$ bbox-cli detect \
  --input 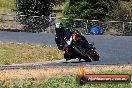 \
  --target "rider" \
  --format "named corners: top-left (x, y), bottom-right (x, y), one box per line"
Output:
top-left (55, 22), bottom-right (91, 60)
